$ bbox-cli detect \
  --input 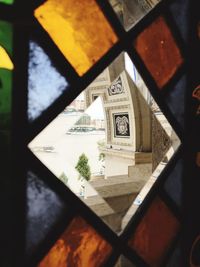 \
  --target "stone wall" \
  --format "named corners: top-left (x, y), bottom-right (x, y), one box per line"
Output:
top-left (152, 113), bottom-right (171, 171)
